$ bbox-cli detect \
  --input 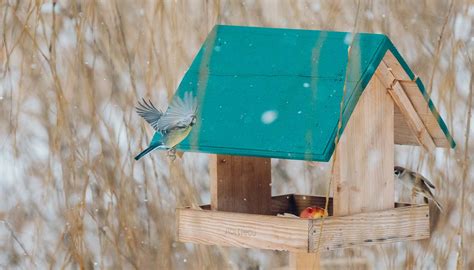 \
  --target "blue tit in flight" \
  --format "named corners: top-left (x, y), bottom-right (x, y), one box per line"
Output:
top-left (135, 91), bottom-right (197, 160)
top-left (394, 166), bottom-right (443, 212)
